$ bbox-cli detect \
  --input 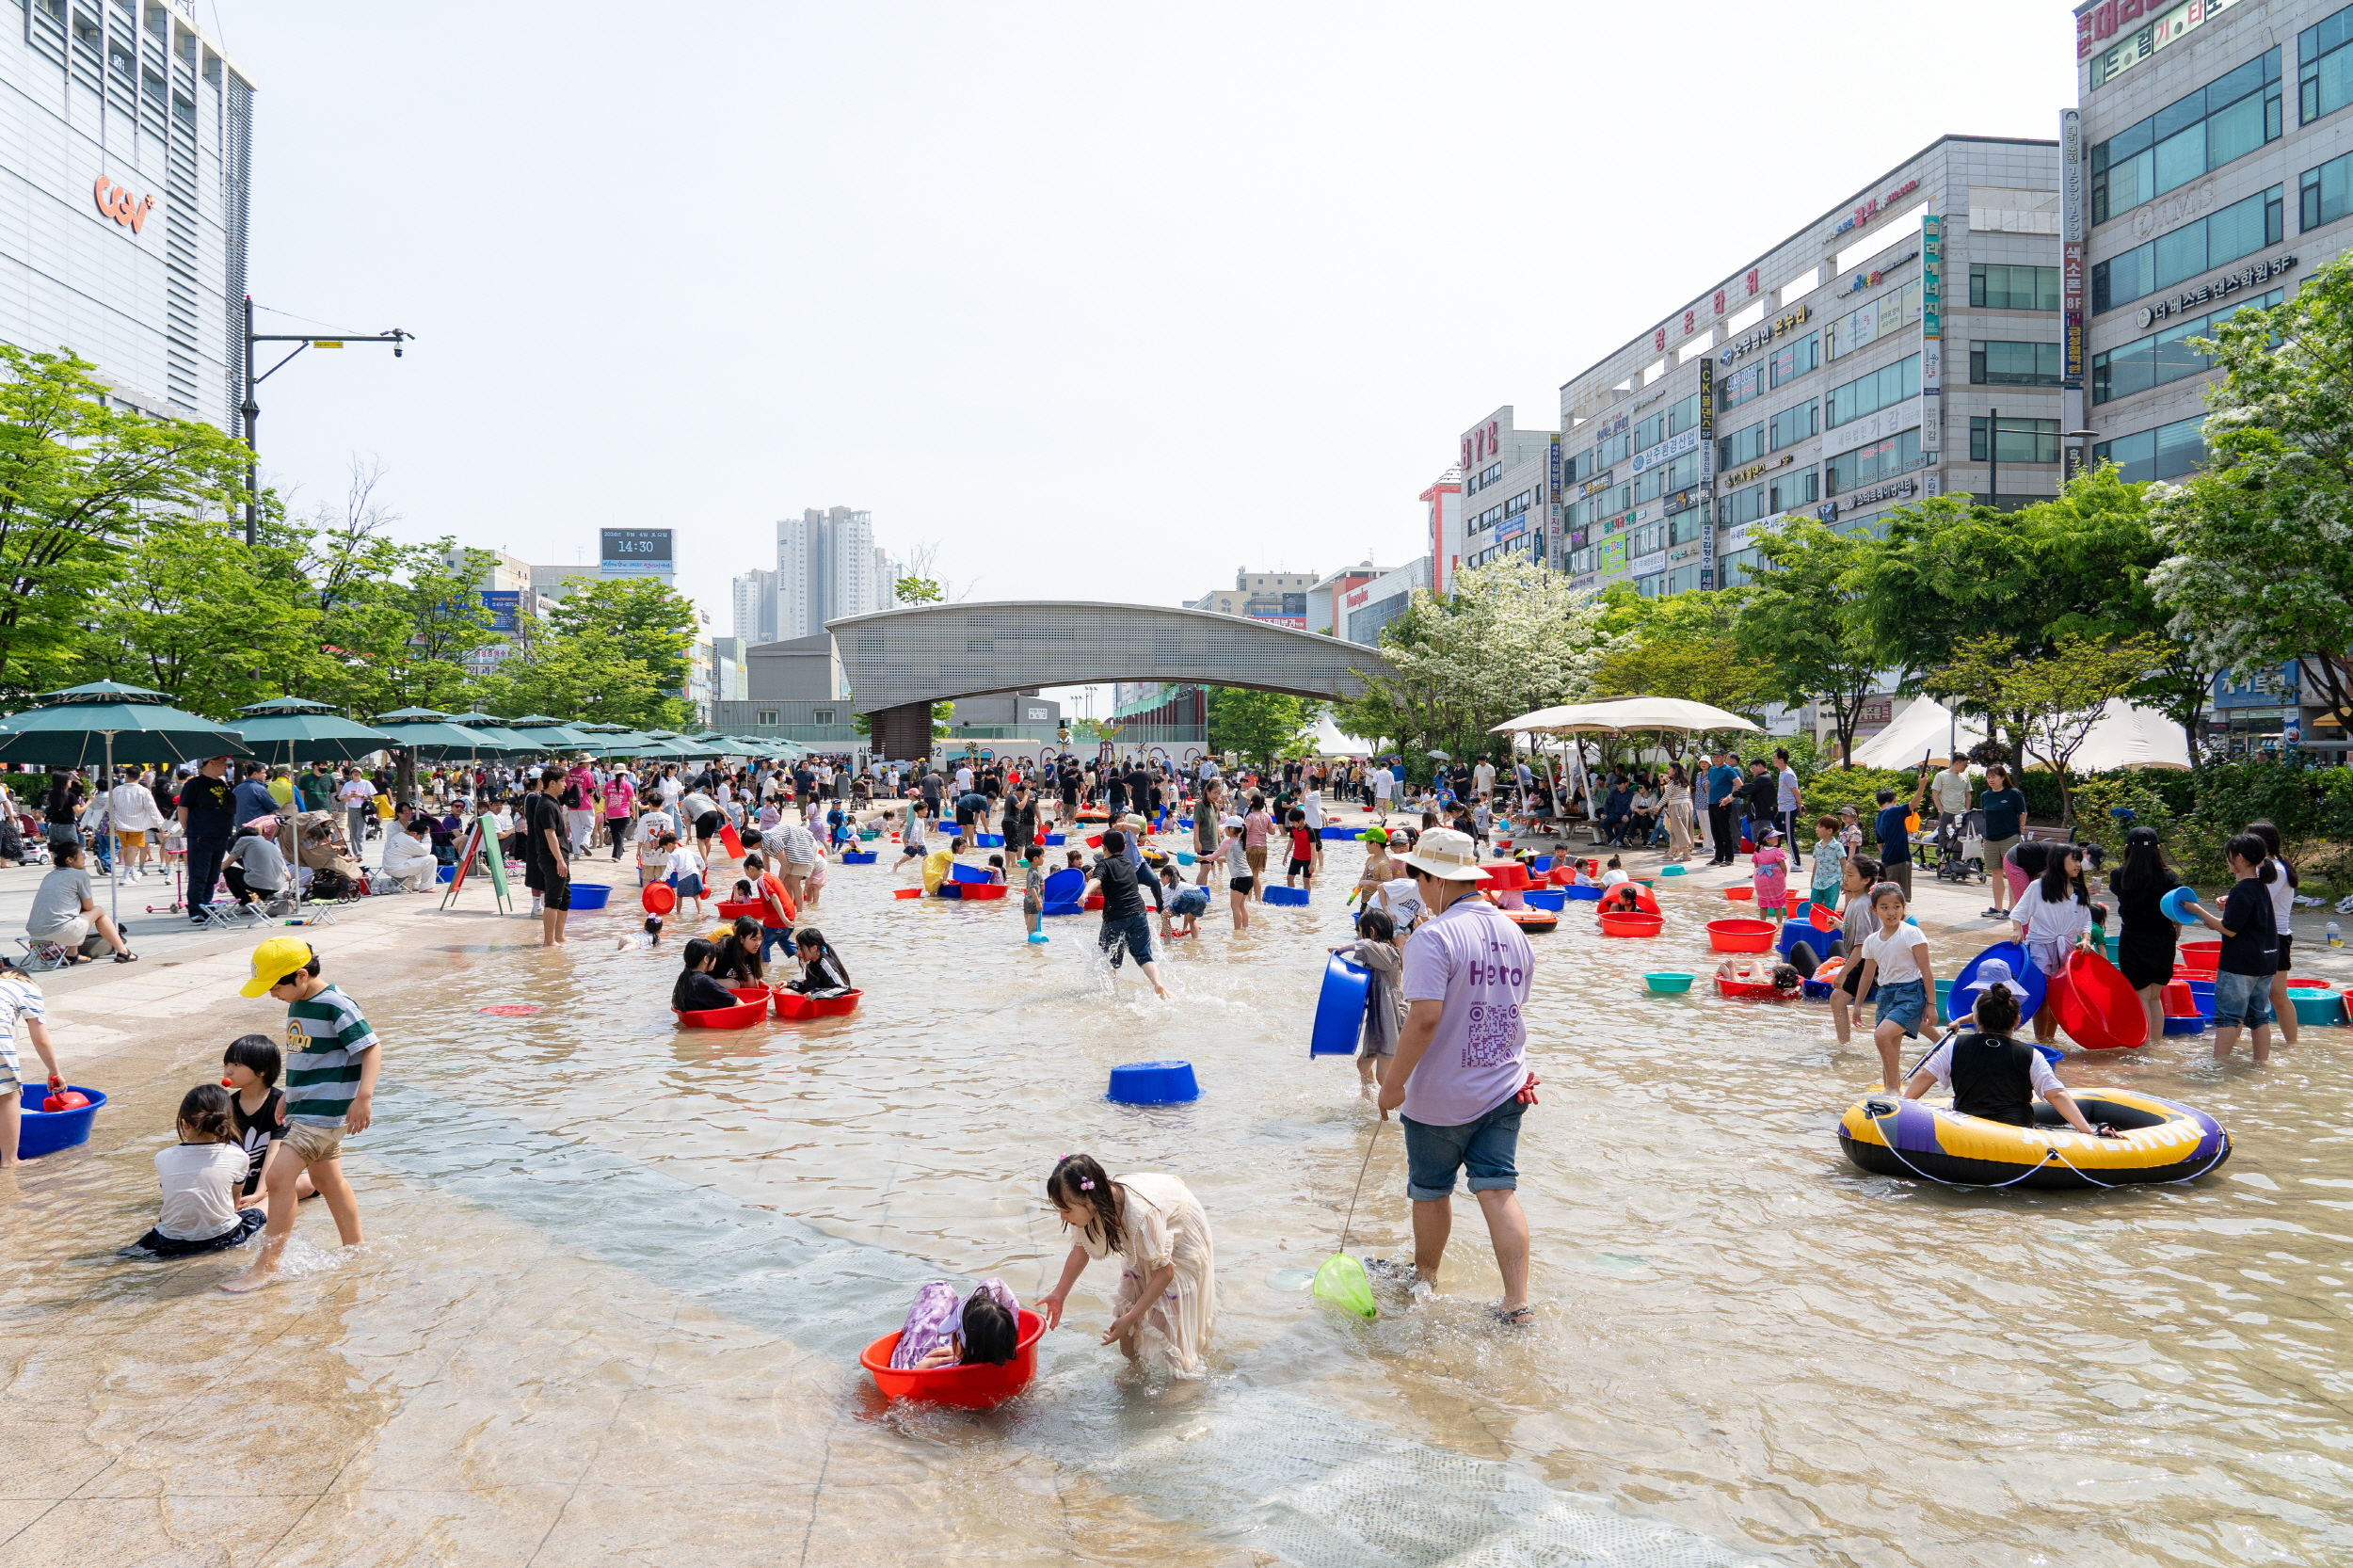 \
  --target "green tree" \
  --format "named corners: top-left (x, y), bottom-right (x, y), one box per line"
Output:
top-left (1593, 587), bottom-right (1769, 760)
top-left (74, 517), bottom-right (318, 716)
top-left (0, 347), bottom-right (251, 698)
top-left (1736, 521), bottom-right (1885, 767)
top-left (2149, 253), bottom-right (2353, 731)
top-left (1208, 687), bottom-right (1319, 763)
top-left (473, 577), bottom-right (696, 728)
top-left (1927, 632), bottom-right (2164, 824)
